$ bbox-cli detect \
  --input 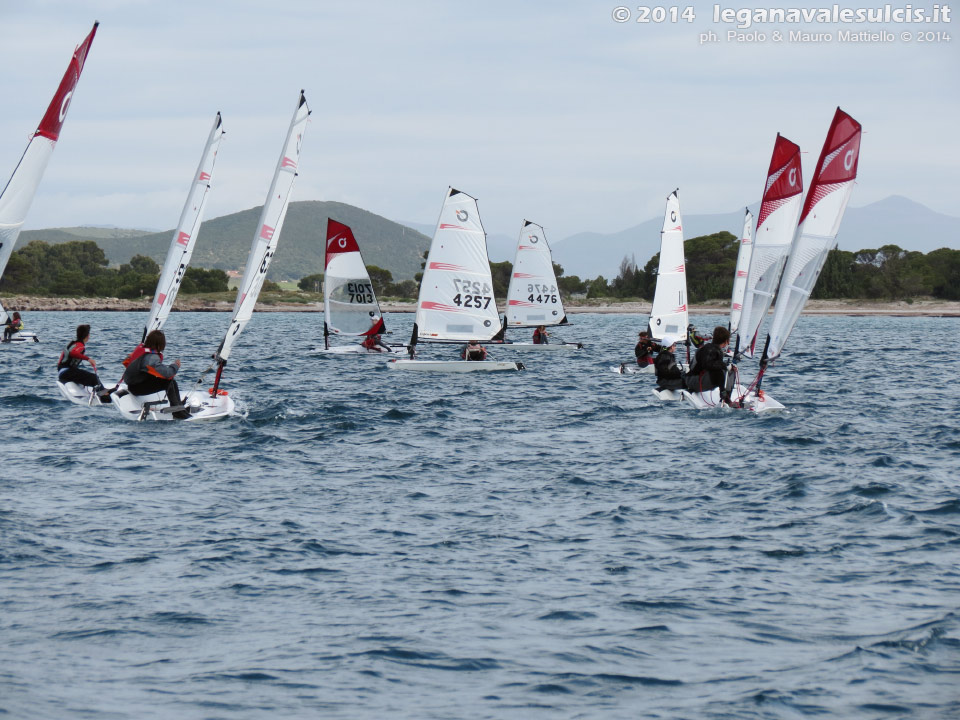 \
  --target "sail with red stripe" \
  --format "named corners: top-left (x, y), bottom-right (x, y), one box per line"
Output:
top-left (648, 190), bottom-right (687, 341)
top-left (505, 220), bottom-right (566, 327)
top-left (766, 108), bottom-right (861, 359)
top-left (143, 113), bottom-right (224, 340)
top-left (736, 134), bottom-right (803, 356)
top-left (0, 22), bottom-right (98, 323)
top-left (324, 219), bottom-right (385, 338)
